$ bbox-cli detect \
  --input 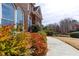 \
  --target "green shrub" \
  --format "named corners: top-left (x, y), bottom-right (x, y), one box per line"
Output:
top-left (44, 29), bottom-right (53, 36)
top-left (46, 31), bottom-right (53, 36)
top-left (38, 31), bottom-right (47, 36)
top-left (42, 27), bottom-right (54, 36)
top-left (31, 24), bottom-right (41, 32)
top-left (70, 32), bottom-right (79, 38)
